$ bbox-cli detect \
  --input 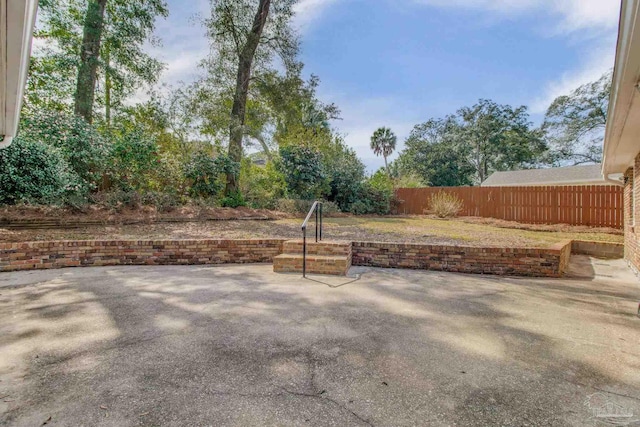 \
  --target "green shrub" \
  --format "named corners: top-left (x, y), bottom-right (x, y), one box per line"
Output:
top-left (348, 170), bottom-right (393, 215)
top-left (19, 110), bottom-right (109, 193)
top-left (394, 173), bottom-right (425, 188)
top-left (108, 128), bottom-right (159, 192)
top-left (0, 137), bottom-right (78, 205)
top-left (90, 190), bottom-right (141, 210)
top-left (427, 191), bottom-right (463, 218)
top-left (239, 160), bottom-right (286, 209)
top-left (322, 142), bottom-right (366, 211)
top-left (140, 191), bottom-right (181, 213)
top-left (220, 190), bottom-right (246, 208)
top-left (349, 184), bottom-right (391, 215)
top-left (278, 145), bottom-right (327, 199)
top-left (149, 153), bottom-right (187, 197)
top-left (184, 152), bottom-right (239, 199)
top-left (275, 199), bottom-right (341, 215)
top-left (368, 169), bottom-right (394, 193)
